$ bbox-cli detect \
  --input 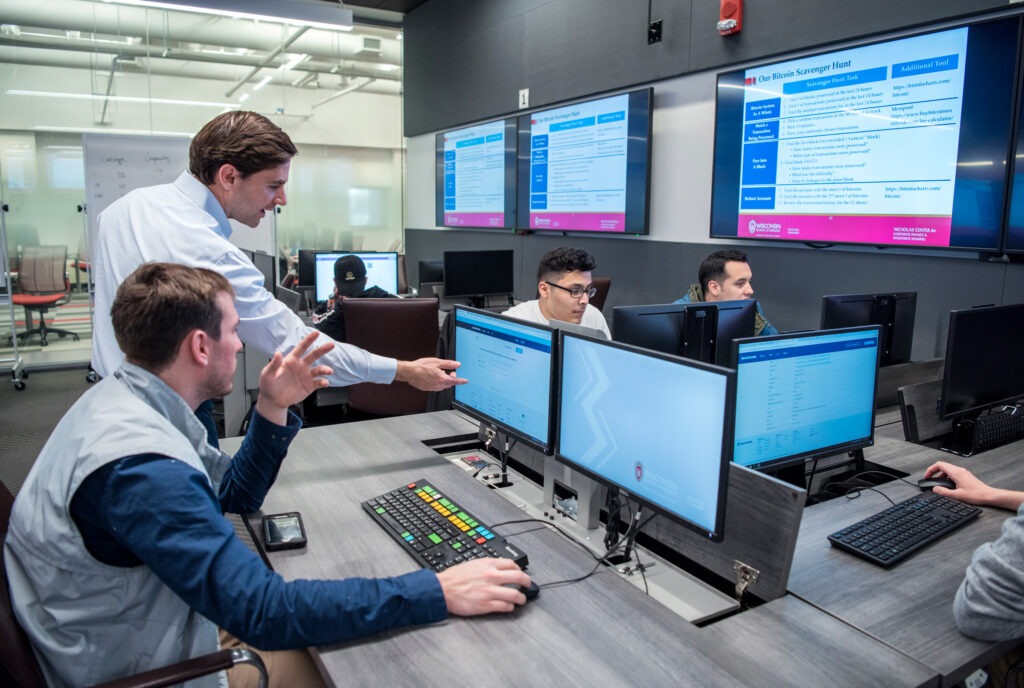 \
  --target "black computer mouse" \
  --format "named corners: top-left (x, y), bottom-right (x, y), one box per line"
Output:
top-left (918, 477), bottom-right (956, 491)
top-left (506, 581), bottom-right (540, 601)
